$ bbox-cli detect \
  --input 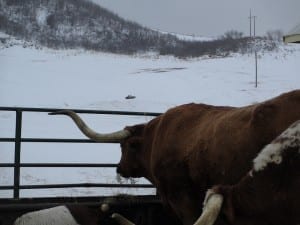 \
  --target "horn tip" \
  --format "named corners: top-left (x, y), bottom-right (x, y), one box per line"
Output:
top-left (111, 213), bottom-right (136, 225)
top-left (100, 203), bottom-right (110, 212)
top-left (111, 213), bottom-right (119, 219)
top-left (48, 110), bottom-right (70, 115)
